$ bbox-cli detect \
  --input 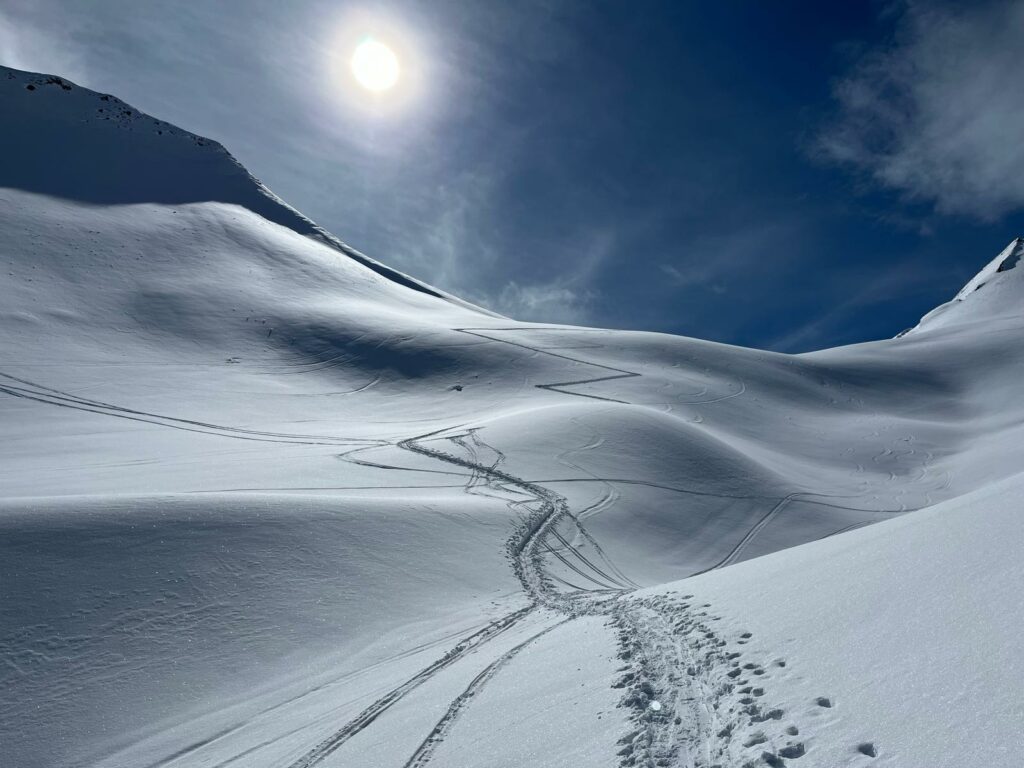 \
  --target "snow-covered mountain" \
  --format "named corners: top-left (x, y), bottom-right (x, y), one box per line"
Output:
top-left (902, 236), bottom-right (1024, 335)
top-left (2, 65), bottom-right (1021, 768)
